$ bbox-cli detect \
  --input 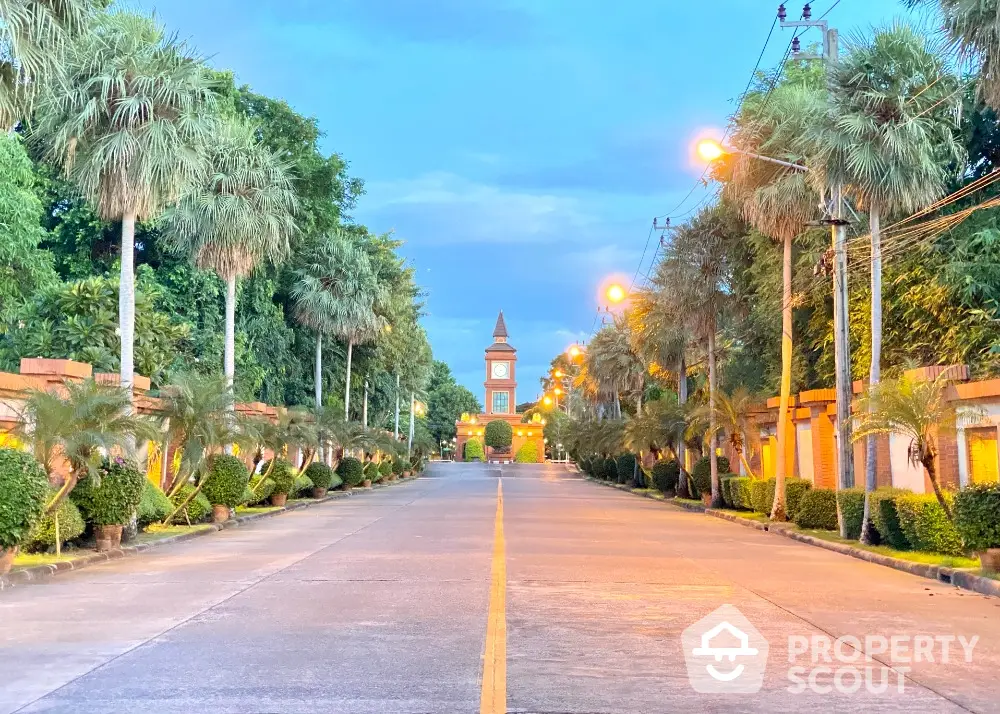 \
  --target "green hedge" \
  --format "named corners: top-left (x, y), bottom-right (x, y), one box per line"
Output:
top-left (337, 456), bottom-right (365, 487)
top-left (248, 474), bottom-right (275, 504)
top-left (24, 489), bottom-right (85, 552)
top-left (603, 457), bottom-right (618, 482)
top-left (261, 459), bottom-right (296, 496)
top-left (137, 480), bottom-right (172, 526)
top-left (617, 454), bottom-right (636, 485)
top-left (896, 494), bottom-right (964, 556)
top-left (465, 439), bottom-right (484, 462)
top-left (379, 460), bottom-right (393, 478)
top-left (869, 488), bottom-right (911, 550)
top-left (651, 460), bottom-right (679, 493)
top-left (747, 477), bottom-right (810, 517)
top-left (72, 459), bottom-right (146, 527)
top-left (721, 476), bottom-right (741, 508)
top-left (484, 420), bottom-right (513, 448)
top-left (785, 478), bottom-right (812, 518)
top-left (794, 489), bottom-right (838, 530)
top-left (749, 478), bottom-right (774, 514)
top-left (690, 456), bottom-right (731, 498)
top-left (515, 441), bottom-right (538, 463)
top-left (836, 488), bottom-right (867, 540)
top-left (201, 455), bottom-right (251, 509)
top-left (0, 448), bottom-right (49, 550)
top-left (305, 462), bottom-right (338, 490)
top-left (293, 473), bottom-right (314, 496)
top-left (955, 484), bottom-right (1000, 552)
top-left (170, 485), bottom-right (212, 523)
top-left (725, 477), bottom-right (752, 510)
